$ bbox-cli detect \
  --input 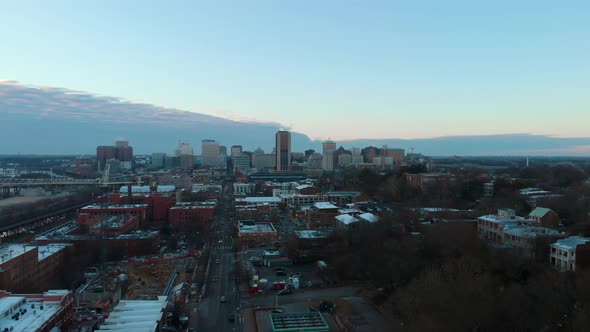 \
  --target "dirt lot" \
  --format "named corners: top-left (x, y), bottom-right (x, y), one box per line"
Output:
top-left (123, 257), bottom-right (191, 300)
